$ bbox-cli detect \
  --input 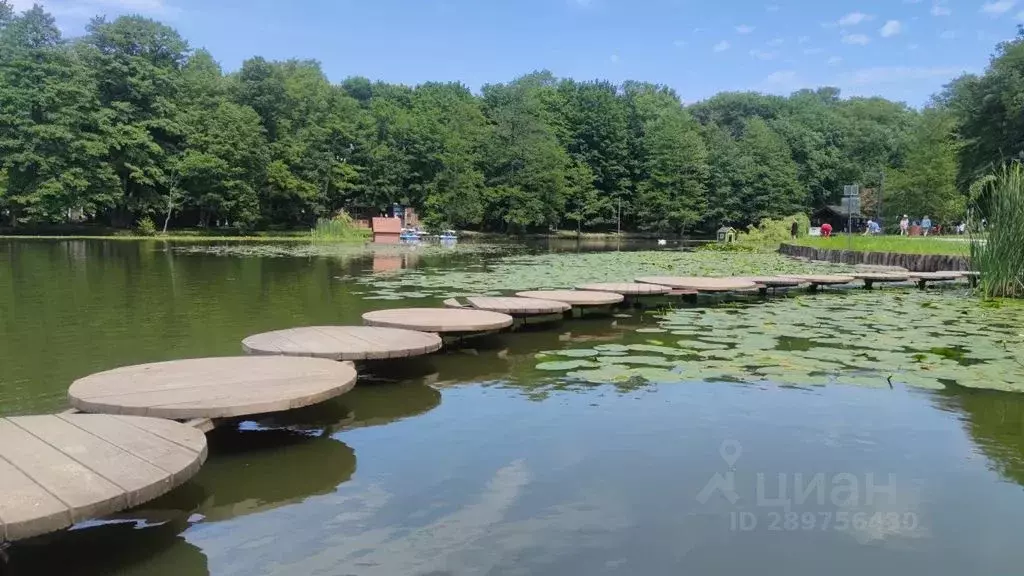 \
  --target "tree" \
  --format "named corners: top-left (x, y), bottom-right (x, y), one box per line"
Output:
top-left (884, 107), bottom-right (964, 224)
top-left (628, 85), bottom-right (708, 233)
top-left (735, 117), bottom-right (804, 225)
top-left (82, 16), bottom-right (190, 226)
top-left (0, 6), bottom-right (117, 225)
